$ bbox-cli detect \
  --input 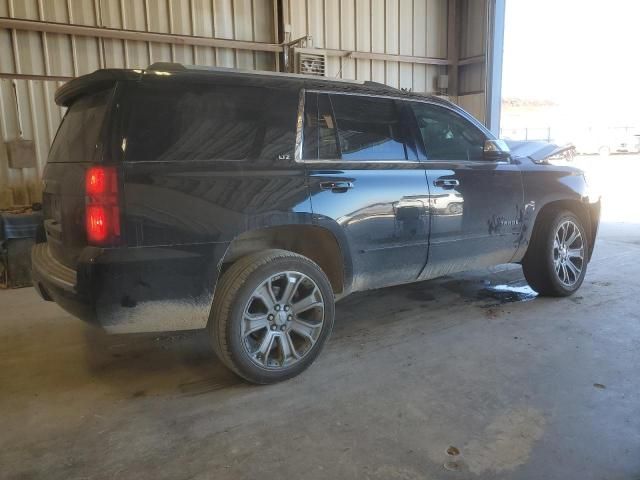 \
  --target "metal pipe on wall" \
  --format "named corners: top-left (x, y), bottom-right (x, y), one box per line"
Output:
top-left (0, 17), bottom-right (283, 53)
